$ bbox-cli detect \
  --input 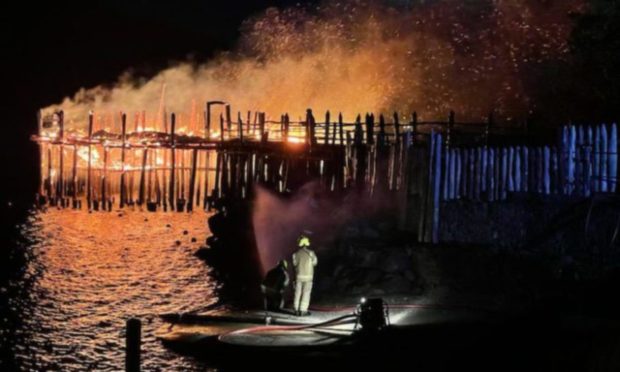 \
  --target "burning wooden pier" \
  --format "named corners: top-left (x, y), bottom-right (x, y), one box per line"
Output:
top-left (33, 102), bottom-right (516, 213)
top-left (42, 100), bottom-right (608, 243)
